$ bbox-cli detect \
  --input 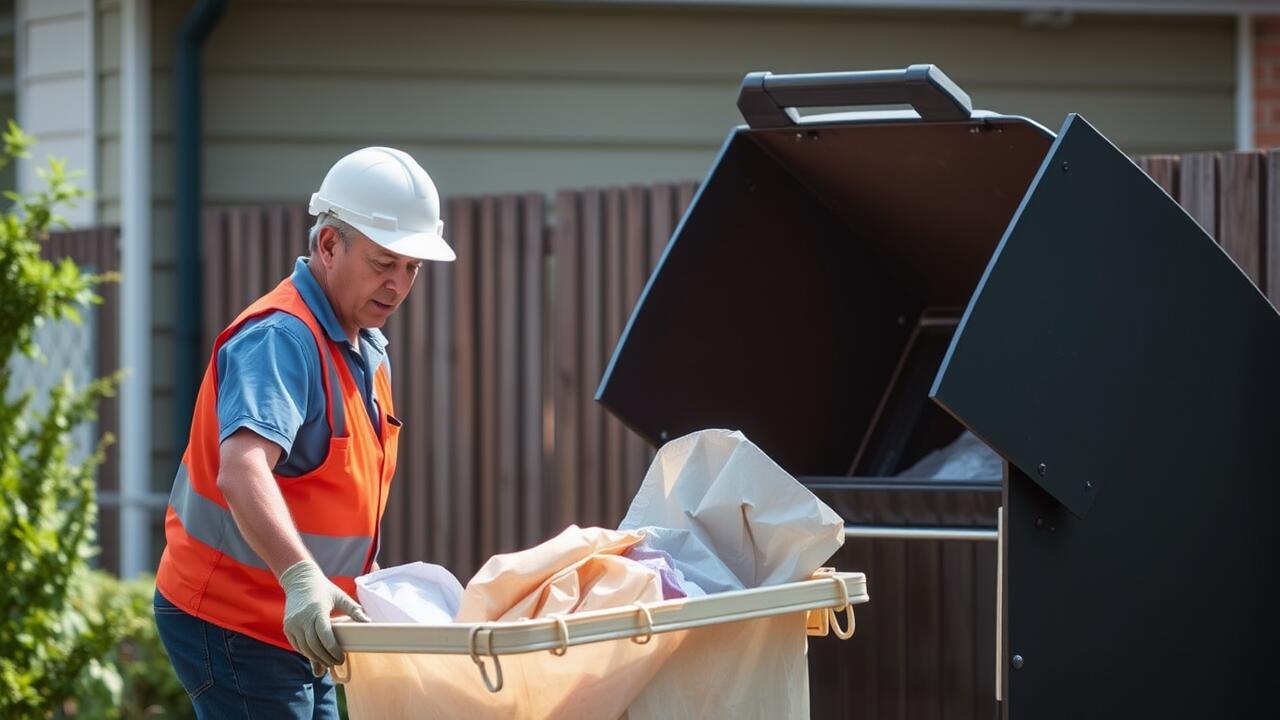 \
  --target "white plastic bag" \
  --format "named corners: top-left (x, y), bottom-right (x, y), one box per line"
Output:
top-left (355, 562), bottom-right (464, 624)
top-left (620, 428), bottom-right (844, 590)
top-left (896, 430), bottom-right (1002, 480)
